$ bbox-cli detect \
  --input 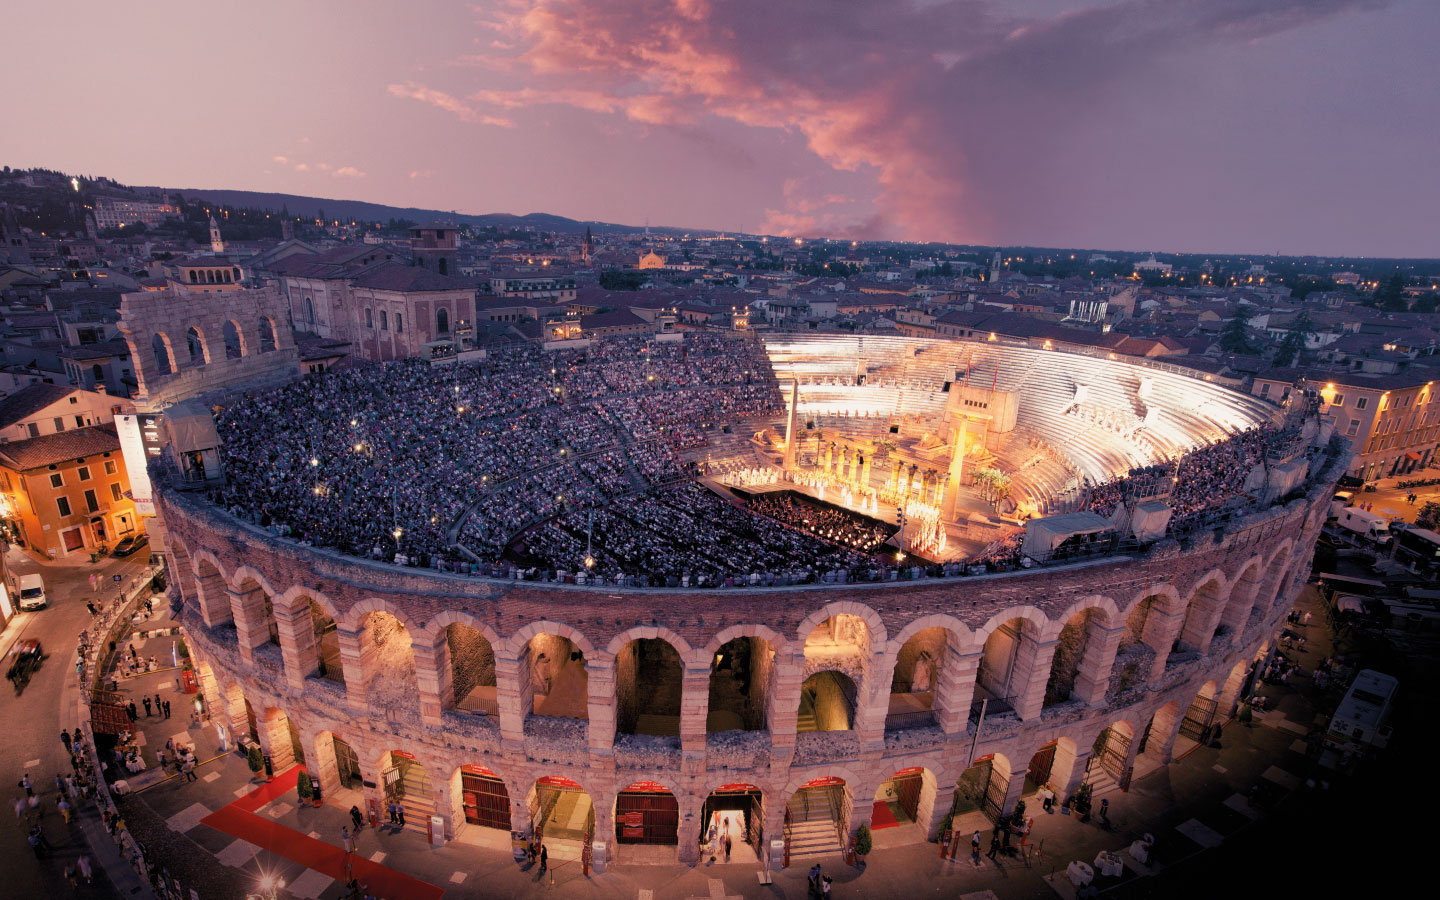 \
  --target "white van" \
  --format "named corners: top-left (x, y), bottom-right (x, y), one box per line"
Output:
top-left (17, 573), bottom-right (46, 611)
